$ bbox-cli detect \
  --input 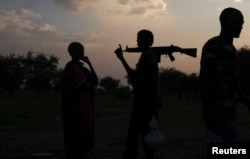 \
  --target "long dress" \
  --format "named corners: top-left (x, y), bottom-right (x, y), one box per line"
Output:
top-left (61, 60), bottom-right (95, 159)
